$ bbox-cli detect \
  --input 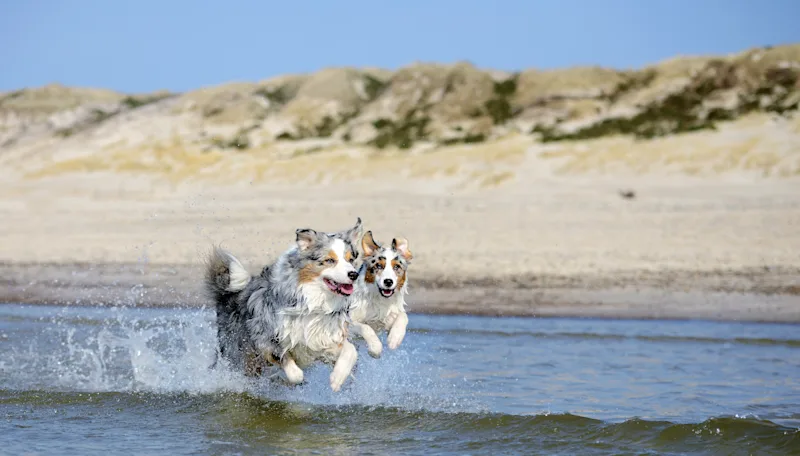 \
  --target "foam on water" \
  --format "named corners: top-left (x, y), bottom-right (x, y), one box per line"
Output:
top-left (1, 303), bottom-right (485, 414)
